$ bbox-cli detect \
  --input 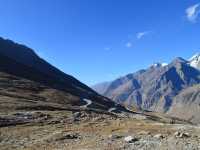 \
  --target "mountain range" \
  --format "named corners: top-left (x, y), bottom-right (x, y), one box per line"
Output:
top-left (93, 53), bottom-right (200, 123)
top-left (1, 36), bottom-right (200, 123)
